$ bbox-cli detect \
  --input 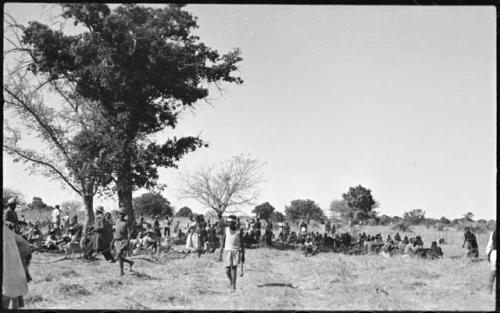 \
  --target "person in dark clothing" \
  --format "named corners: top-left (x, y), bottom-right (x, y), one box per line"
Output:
top-left (164, 216), bottom-right (172, 237)
top-left (325, 221), bottom-right (331, 234)
top-left (403, 236), bottom-right (409, 244)
top-left (114, 208), bottom-right (134, 275)
top-left (89, 207), bottom-right (115, 262)
top-left (462, 227), bottom-right (479, 258)
top-left (394, 232), bottom-right (401, 243)
top-left (217, 213), bottom-right (226, 261)
top-left (264, 227), bottom-right (273, 246)
top-left (206, 224), bottom-right (217, 253)
top-left (429, 241), bottom-right (443, 259)
top-left (4, 198), bottom-right (24, 233)
top-left (153, 216), bottom-right (162, 238)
